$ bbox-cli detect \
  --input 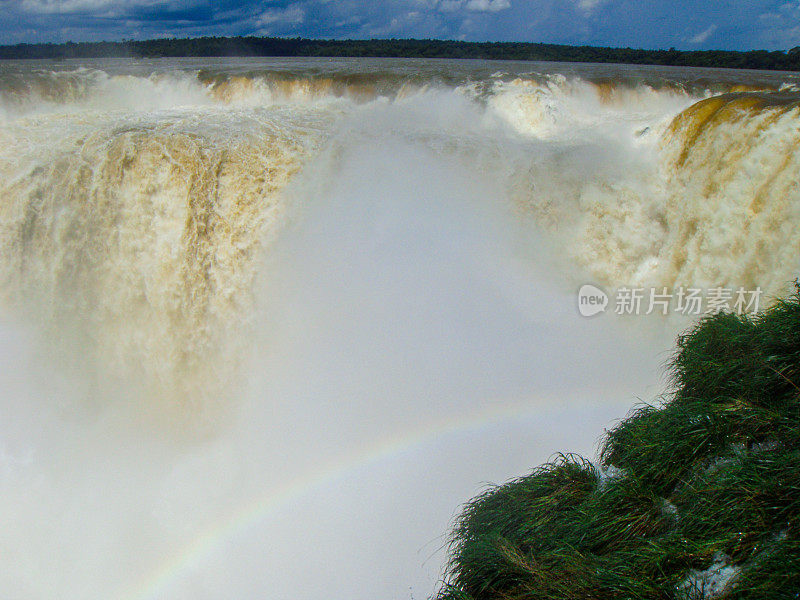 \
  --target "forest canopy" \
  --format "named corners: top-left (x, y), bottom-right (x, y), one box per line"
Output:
top-left (2, 36), bottom-right (800, 71)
